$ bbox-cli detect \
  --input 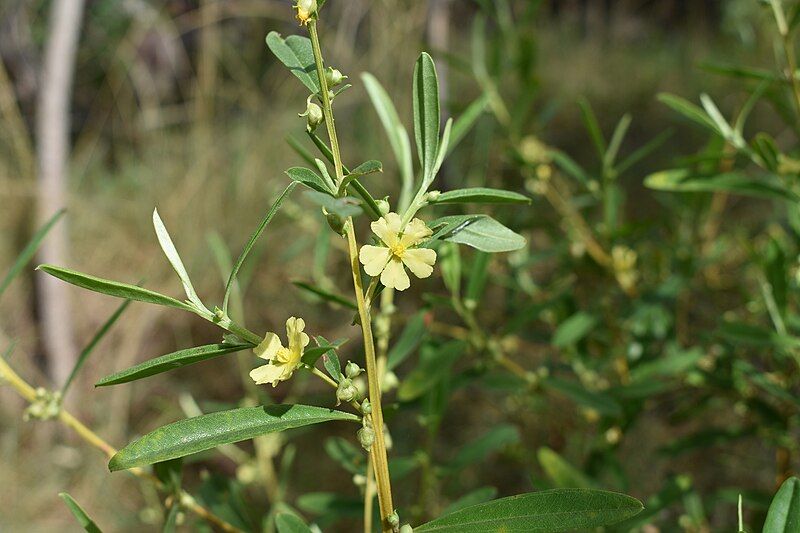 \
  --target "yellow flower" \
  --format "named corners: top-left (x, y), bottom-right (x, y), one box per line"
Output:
top-left (250, 317), bottom-right (310, 387)
top-left (359, 212), bottom-right (437, 291)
